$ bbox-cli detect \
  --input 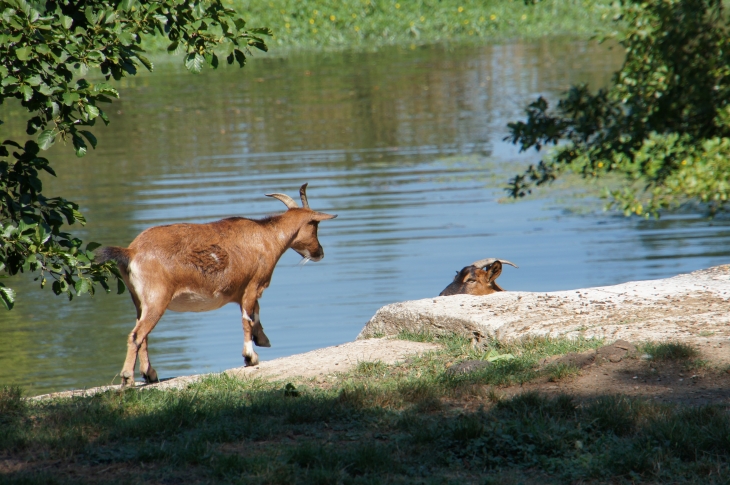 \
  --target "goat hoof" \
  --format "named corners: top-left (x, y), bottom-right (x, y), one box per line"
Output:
top-left (143, 368), bottom-right (159, 384)
top-left (253, 333), bottom-right (271, 348)
top-left (121, 370), bottom-right (135, 388)
top-left (244, 354), bottom-right (259, 367)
